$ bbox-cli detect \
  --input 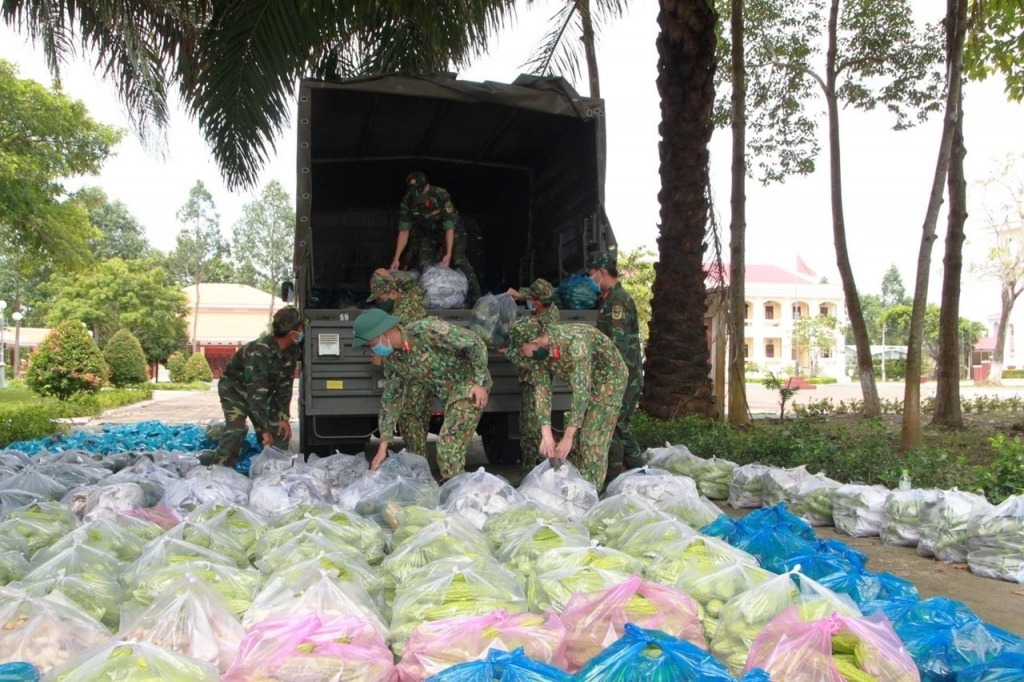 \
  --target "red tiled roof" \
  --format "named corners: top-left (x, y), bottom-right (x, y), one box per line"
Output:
top-left (974, 336), bottom-right (997, 351)
top-left (706, 263), bottom-right (818, 285)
